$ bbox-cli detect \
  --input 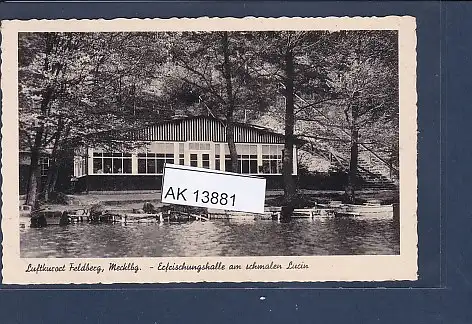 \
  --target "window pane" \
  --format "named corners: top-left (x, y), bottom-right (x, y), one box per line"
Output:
top-left (225, 158), bottom-right (232, 172)
top-left (262, 145), bottom-right (270, 154)
top-left (202, 153), bottom-right (210, 169)
top-left (103, 158), bottom-right (112, 173)
top-left (113, 158), bottom-right (123, 173)
top-left (238, 144), bottom-right (249, 155)
top-left (270, 160), bottom-right (277, 173)
top-left (190, 154), bottom-right (197, 167)
top-left (93, 159), bottom-right (103, 173)
top-left (277, 145), bottom-right (284, 155)
top-left (242, 160), bottom-right (249, 173)
top-left (215, 159), bottom-right (220, 170)
top-left (123, 158), bottom-right (132, 173)
top-left (93, 152), bottom-right (102, 157)
top-left (147, 159), bottom-right (156, 173)
top-left (250, 145), bottom-right (257, 155)
top-left (262, 161), bottom-right (270, 174)
top-left (157, 159), bottom-right (165, 173)
top-left (250, 160), bottom-right (258, 174)
top-left (179, 143), bottom-right (184, 153)
top-left (138, 159), bottom-right (146, 173)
